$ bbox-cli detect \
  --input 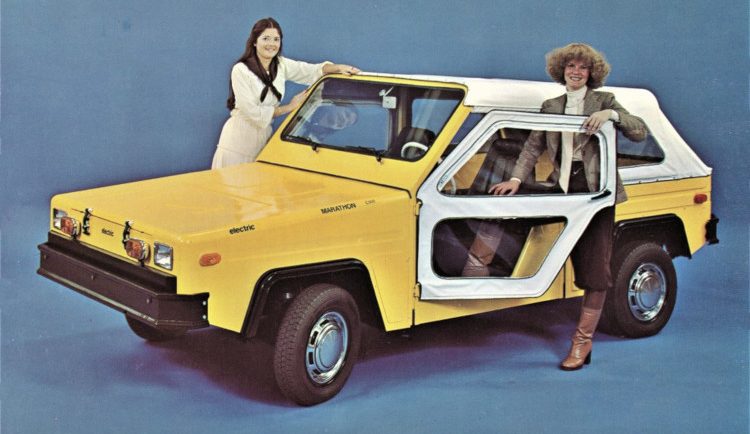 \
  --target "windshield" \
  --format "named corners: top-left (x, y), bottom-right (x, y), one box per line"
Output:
top-left (282, 77), bottom-right (464, 161)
